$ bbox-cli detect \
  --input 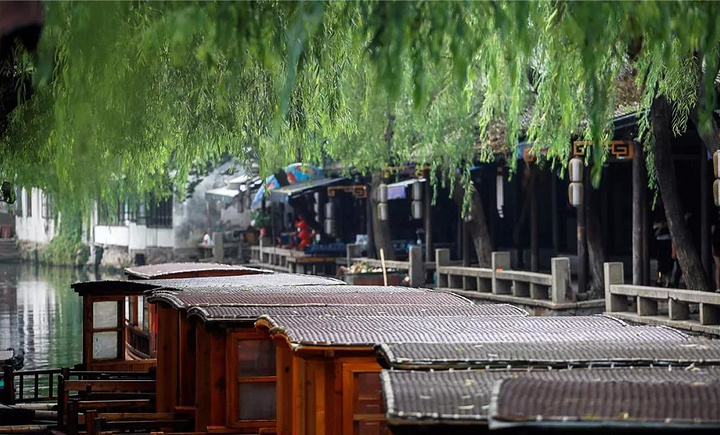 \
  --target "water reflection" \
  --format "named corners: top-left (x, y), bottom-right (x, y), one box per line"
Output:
top-left (0, 264), bottom-right (120, 370)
